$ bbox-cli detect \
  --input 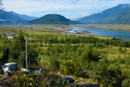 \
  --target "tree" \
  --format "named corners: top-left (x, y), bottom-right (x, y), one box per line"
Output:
top-left (11, 50), bottom-right (20, 59)
top-left (19, 55), bottom-right (25, 68)
top-left (60, 60), bottom-right (75, 75)
top-left (2, 47), bottom-right (9, 62)
top-left (28, 45), bottom-right (39, 68)
top-left (50, 56), bottom-right (60, 71)
top-left (13, 30), bottom-right (25, 52)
